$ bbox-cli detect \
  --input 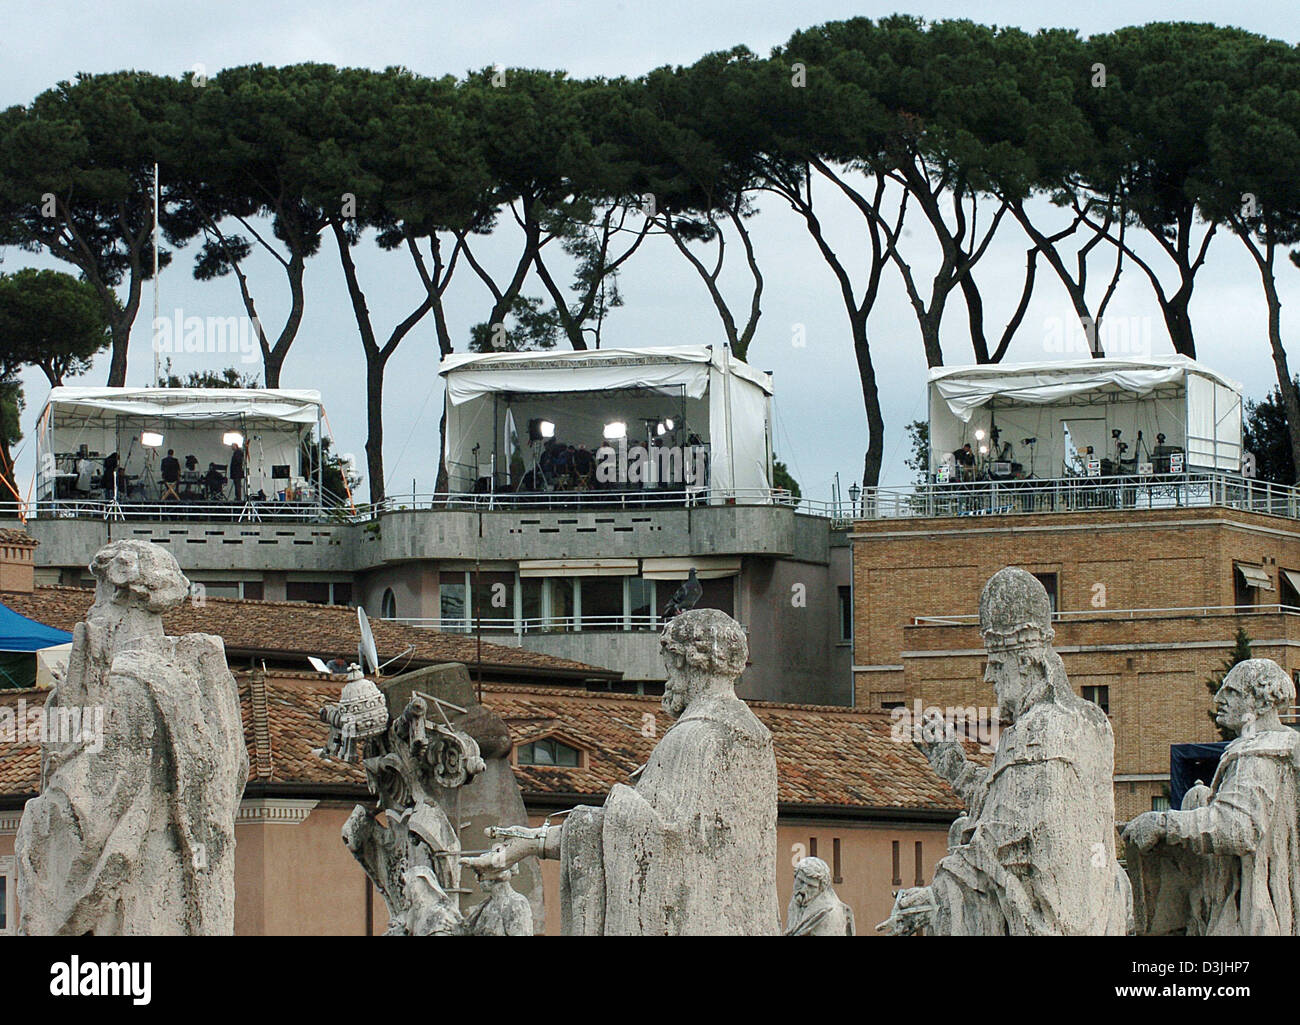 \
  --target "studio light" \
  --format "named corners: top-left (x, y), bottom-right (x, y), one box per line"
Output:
top-left (141, 431), bottom-right (164, 448)
top-left (979, 445), bottom-right (989, 455)
top-left (603, 421), bottom-right (627, 441)
top-left (223, 431), bottom-right (245, 447)
top-left (975, 429), bottom-right (986, 442)
top-left (656, 423), bottom-right (666, 436)
top-left (528, 418), bottom-right (555, 441)
top-left (664, 418), bottom-right (674, 430)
